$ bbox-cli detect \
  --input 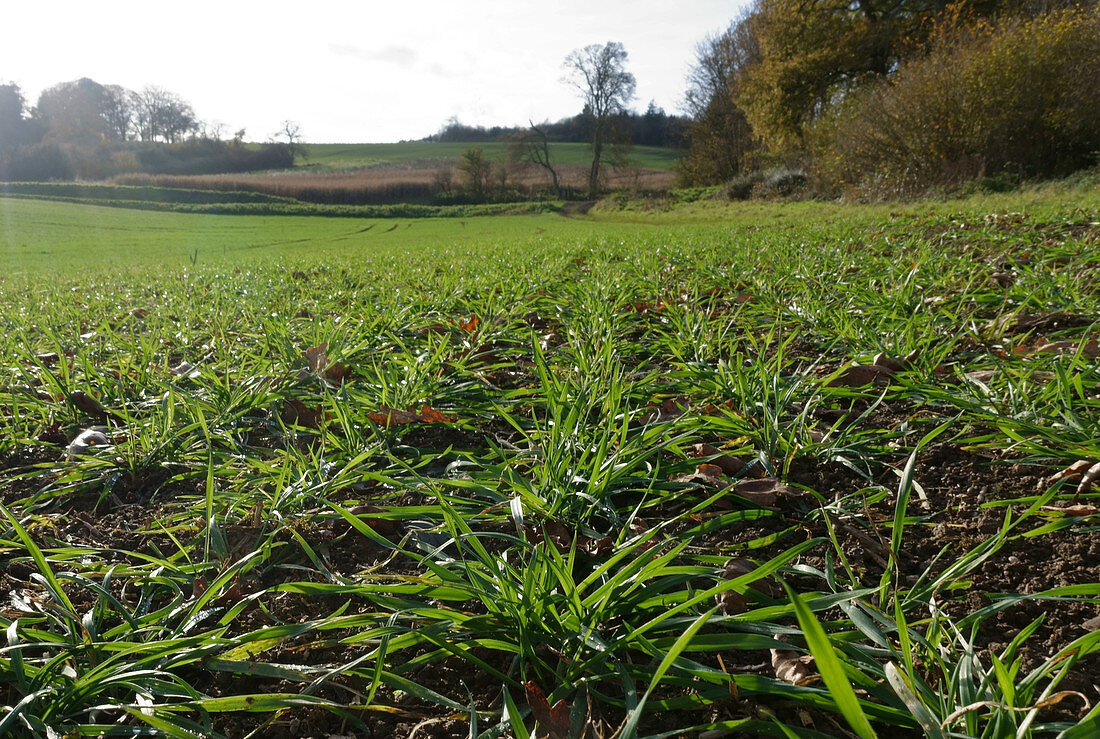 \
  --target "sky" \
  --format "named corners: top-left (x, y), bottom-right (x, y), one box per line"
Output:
top-left (2, 1), bottom-right (749, 143)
